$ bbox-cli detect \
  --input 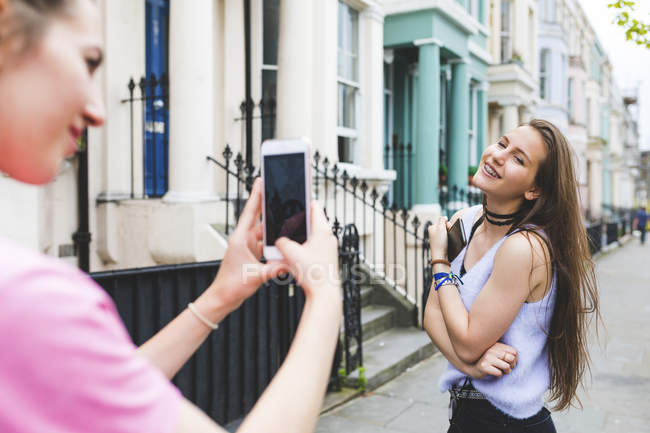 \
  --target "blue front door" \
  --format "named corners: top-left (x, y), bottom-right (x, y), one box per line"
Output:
top-left (145, 0), bottom-right (169, 197)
